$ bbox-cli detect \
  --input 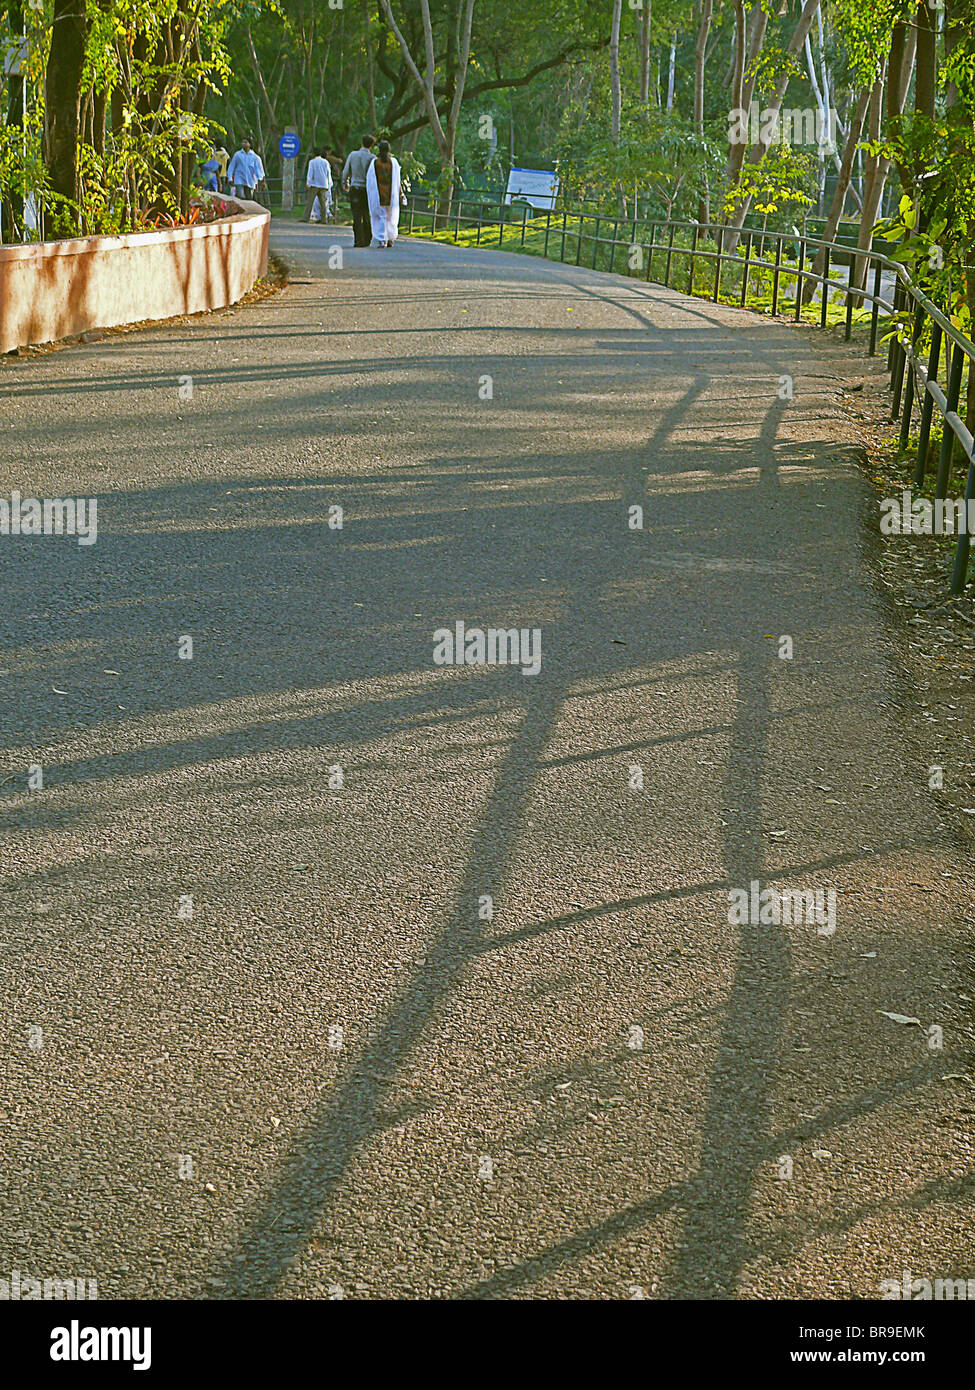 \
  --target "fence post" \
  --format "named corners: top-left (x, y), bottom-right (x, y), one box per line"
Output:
top-left (887, 283), bottom-right (901, 373)
top-left (868, 261), bottom-right (883, 356)
top-left (521, 202), bottom-right (529, 246)
top-left (772, 236), bottom-right (782, 316)
top-left (820, 246), bottom-right (830, 328)
top-left (950, 446), bottom-right (975, 592)
top-left (592, 215), bottom-right (601, 269)
top-left (665, 224), bottom-right (675, 287)
top-left (898, 360), bottom-right (916, 455)
top-left (890, 300), bottom-right (909, 416)
top-left (897, 308), bottom-right (925, 453)
top-left (544, 209), bottom-right (552, 258)
top-left (713, 226), bottom-right (723, 301)
top-left (560, 210), bottom-right (568, 261)
top-left (795, 237), bottom-right (805, 321)
top-left (687, 223), bottom-right (699, 295)
top-left (647, 224), bottom-right (656, 281)
top-left (576, 212), bottom-right (585, 266)
top-left (935, 343), bottom-right (965, 499)
top-left (741, 232), bottom-right (752, 307)
top-left (914, 322), bottom-right (942, 487)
